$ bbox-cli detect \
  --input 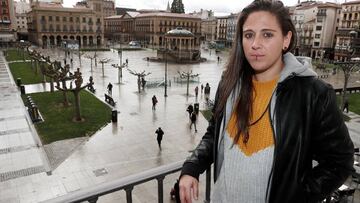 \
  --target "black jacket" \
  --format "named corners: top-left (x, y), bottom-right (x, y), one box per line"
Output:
top-left (181, 76), bottom-right (354, 203)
